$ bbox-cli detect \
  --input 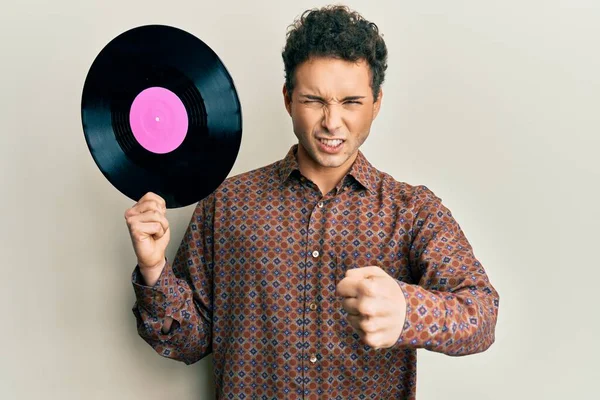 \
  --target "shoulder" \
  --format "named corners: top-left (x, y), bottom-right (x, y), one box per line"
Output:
top-left (191, 161), bottom-right (281, 217)
top-left (374, 168), bottom-right (442, 209)
top-left (198, 159), bottom-right (285, 210)
top-left (220, 160), bottom-right (281, 192)
top-left (375, 171), bottom-right (457, 237)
